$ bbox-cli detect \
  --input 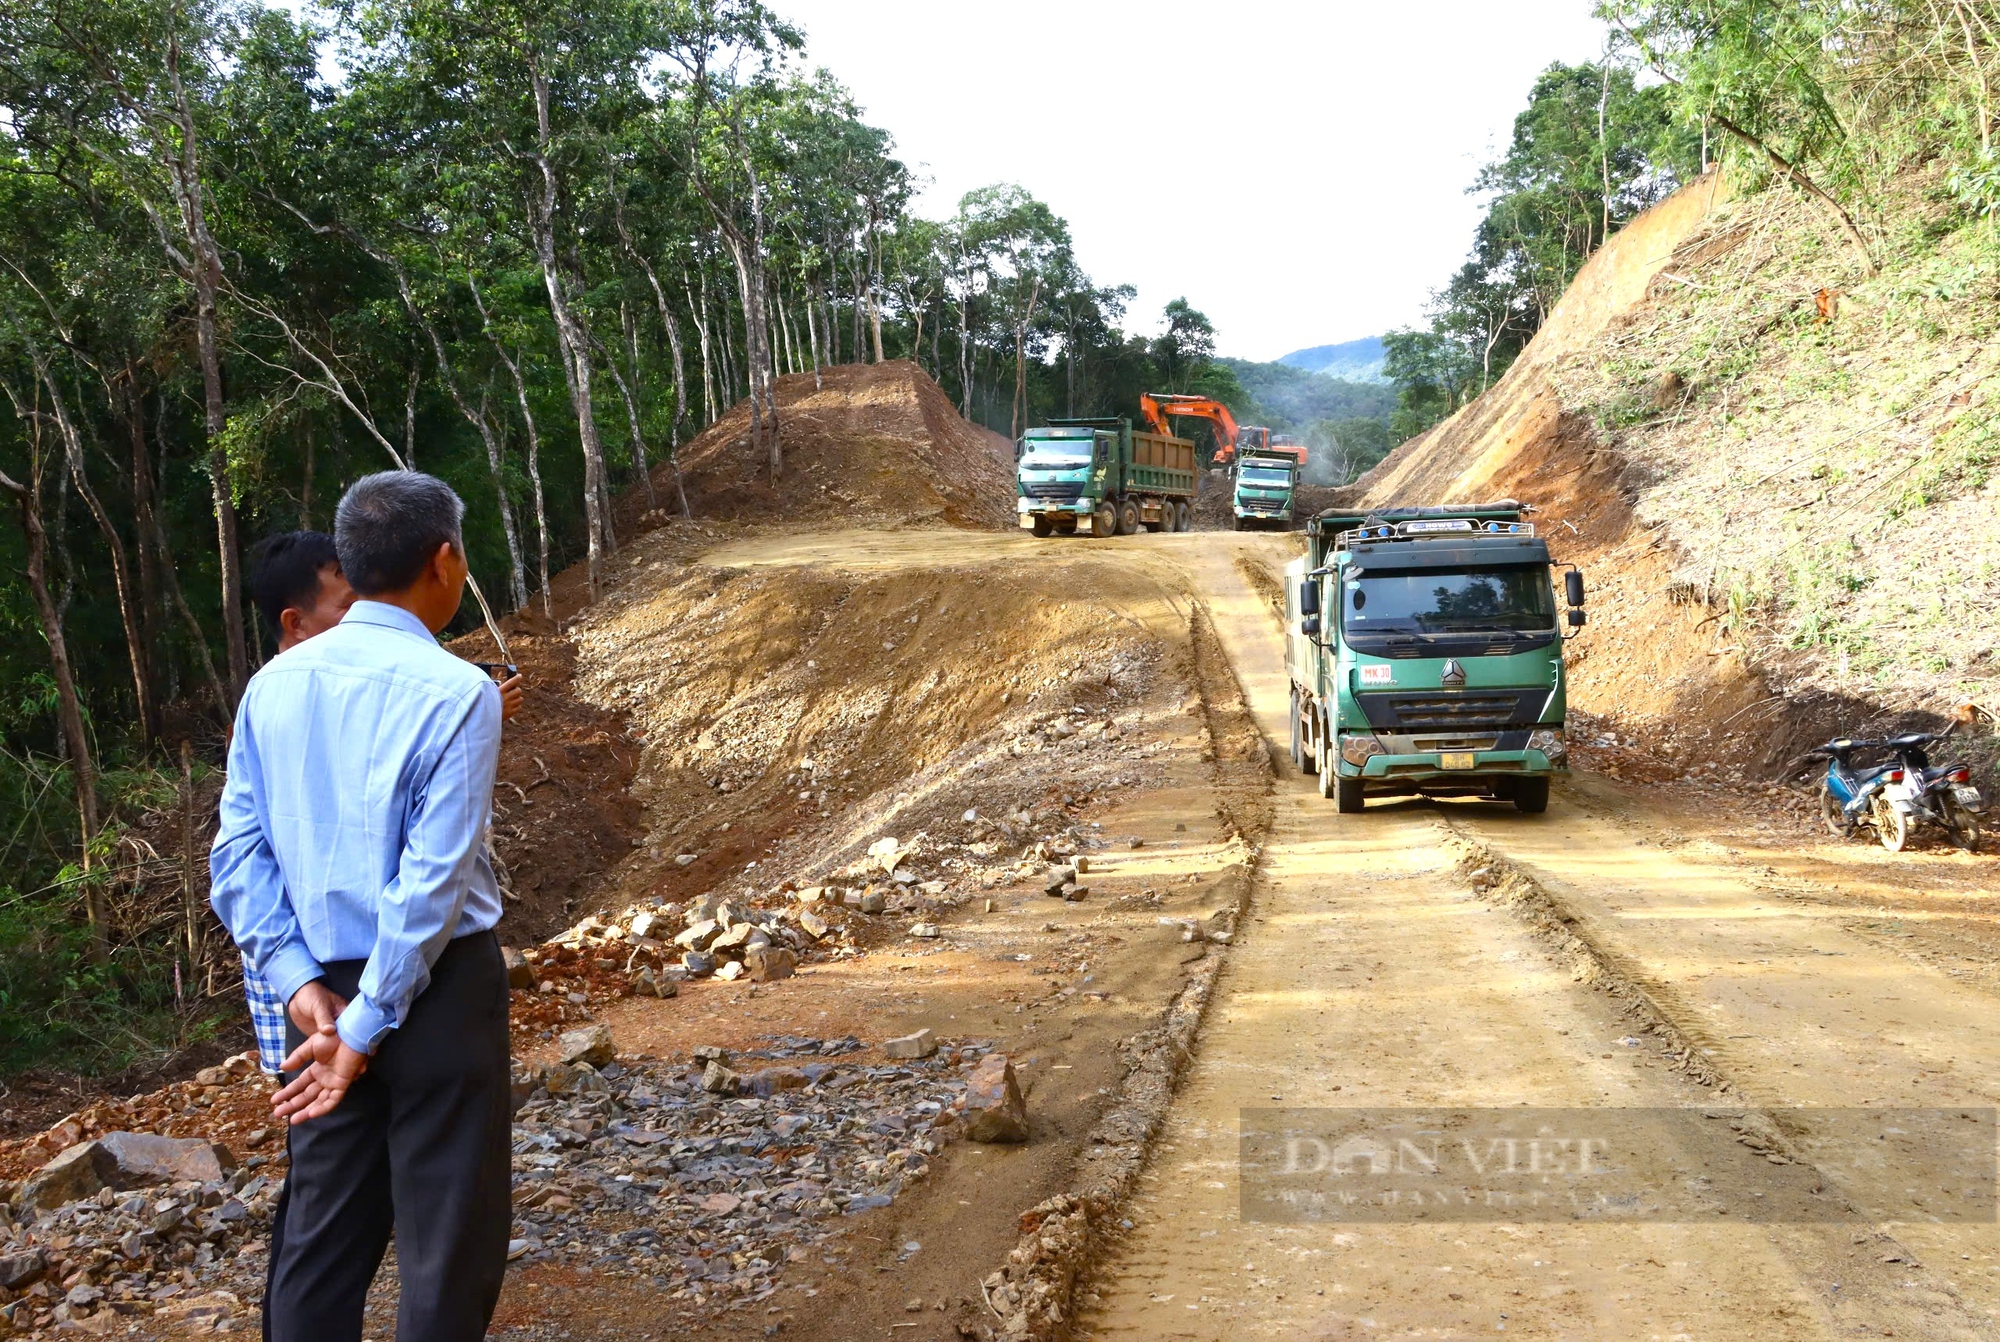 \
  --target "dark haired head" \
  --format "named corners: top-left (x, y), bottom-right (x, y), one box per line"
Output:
top-left (247, 531), bottom-right (340, 635)
top-left (334, 471), bottom-right (465, 596)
